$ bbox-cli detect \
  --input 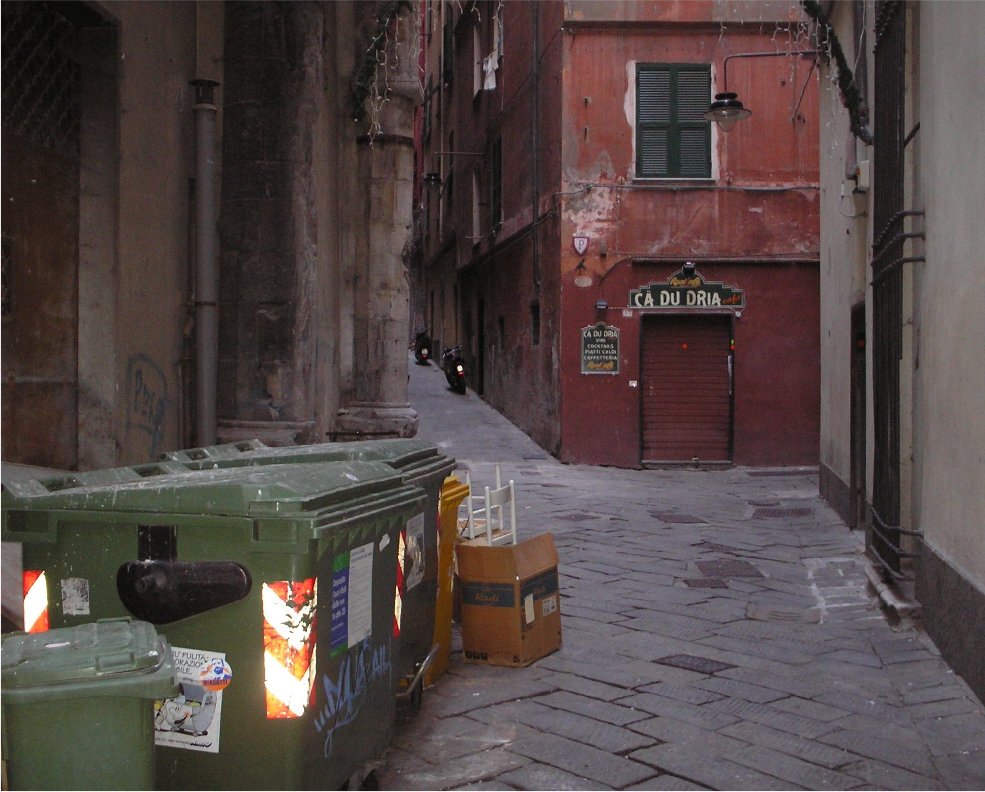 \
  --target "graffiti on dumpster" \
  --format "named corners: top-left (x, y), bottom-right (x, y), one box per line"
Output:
top-left (313, 639), bottom-right (391, 758)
